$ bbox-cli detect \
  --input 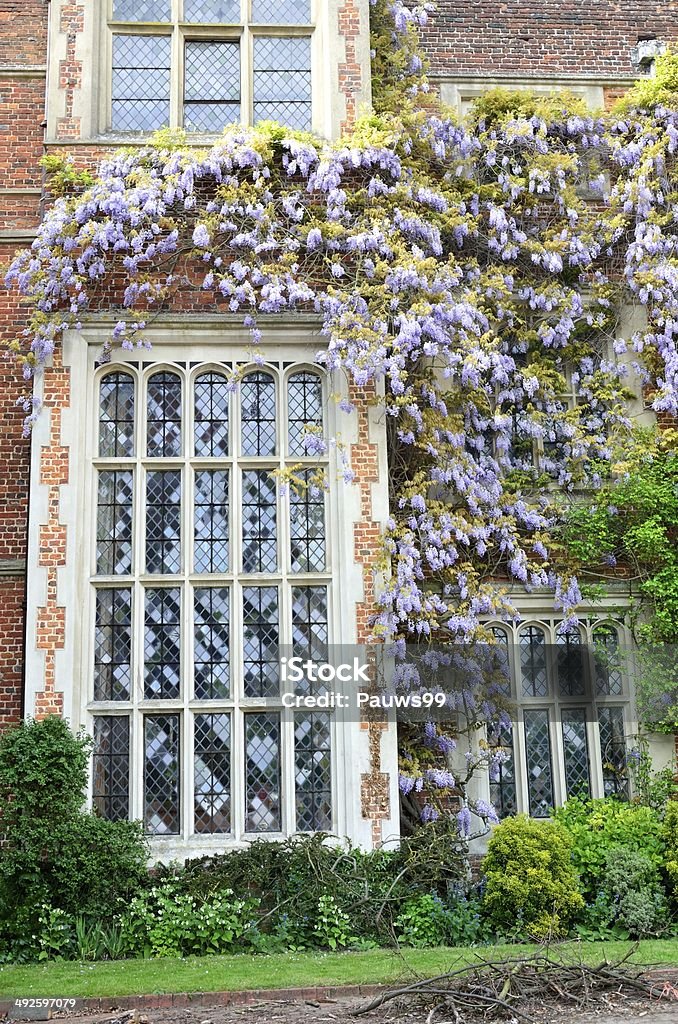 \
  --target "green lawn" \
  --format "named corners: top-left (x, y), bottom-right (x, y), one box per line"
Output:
top-left (0, 940), bottom-right (677, 999)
